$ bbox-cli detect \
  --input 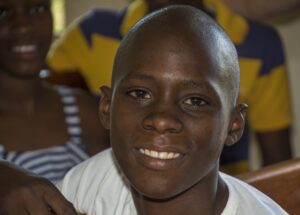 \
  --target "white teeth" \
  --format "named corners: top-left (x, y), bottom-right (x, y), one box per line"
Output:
top-left (159, 152), bottom-right (167, 159)
top-left (12, 45), bottom-right (36, 53)
top-left (139, 148), bottom-right (180, 159)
